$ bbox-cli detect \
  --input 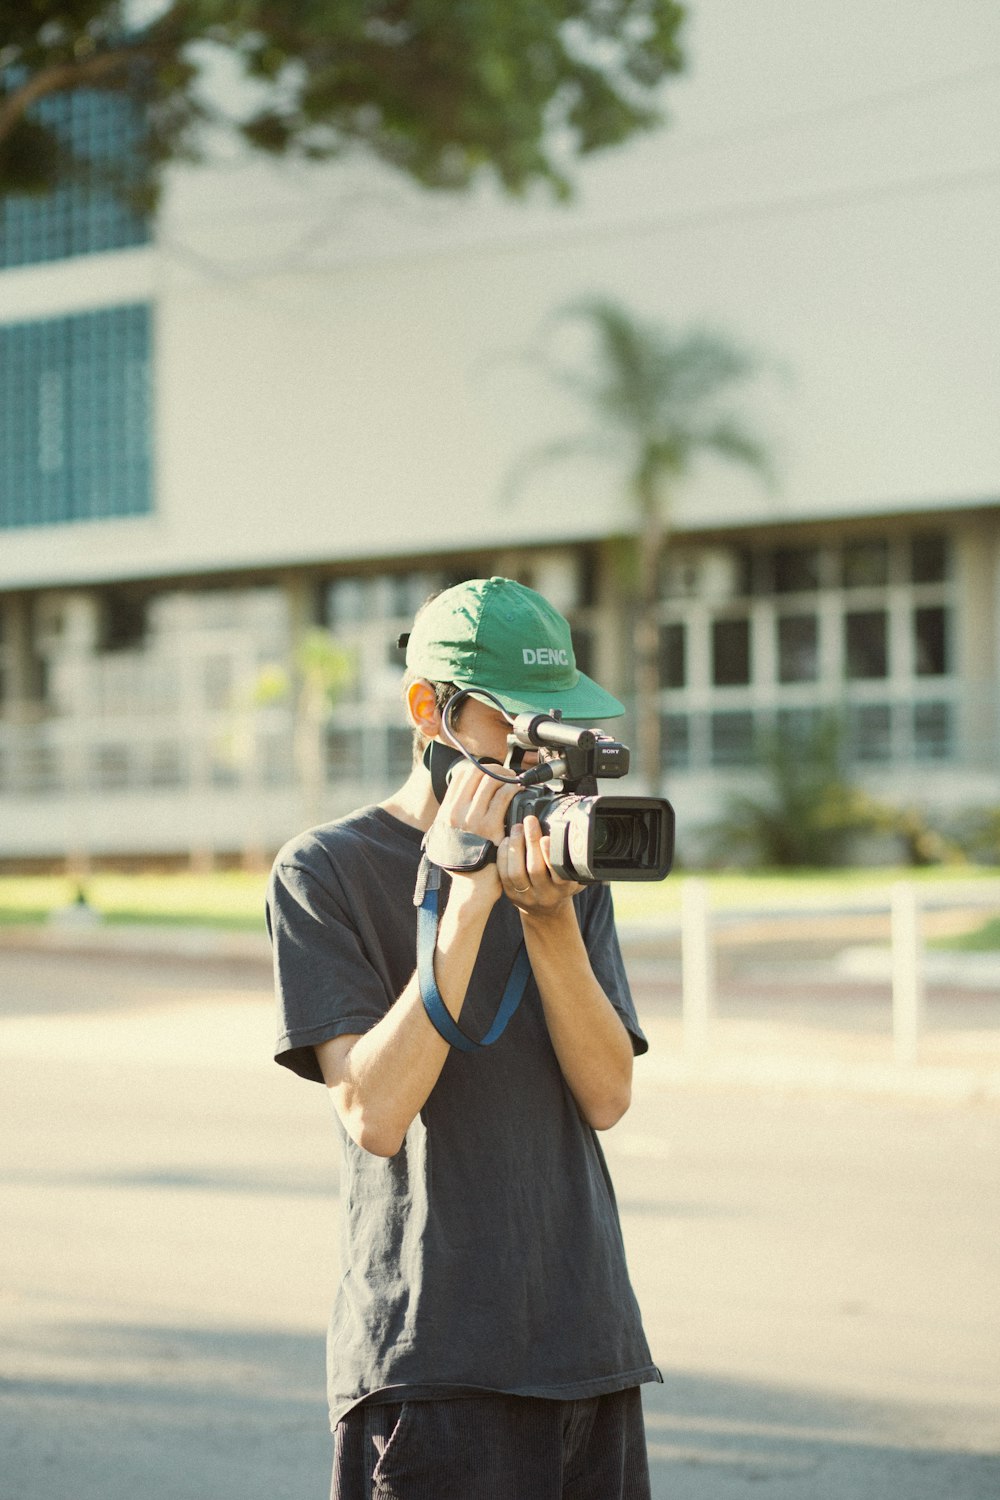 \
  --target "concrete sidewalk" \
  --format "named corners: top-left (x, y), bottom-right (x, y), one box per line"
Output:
top-left (2, 943), bottom-right (998, 1500)
top-left (3, 916), bottom-right (999, 1104)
